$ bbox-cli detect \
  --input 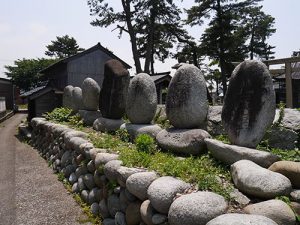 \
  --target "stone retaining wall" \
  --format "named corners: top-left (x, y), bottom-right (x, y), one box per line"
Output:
top-left (30, 117), bottom-right (231, 225)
